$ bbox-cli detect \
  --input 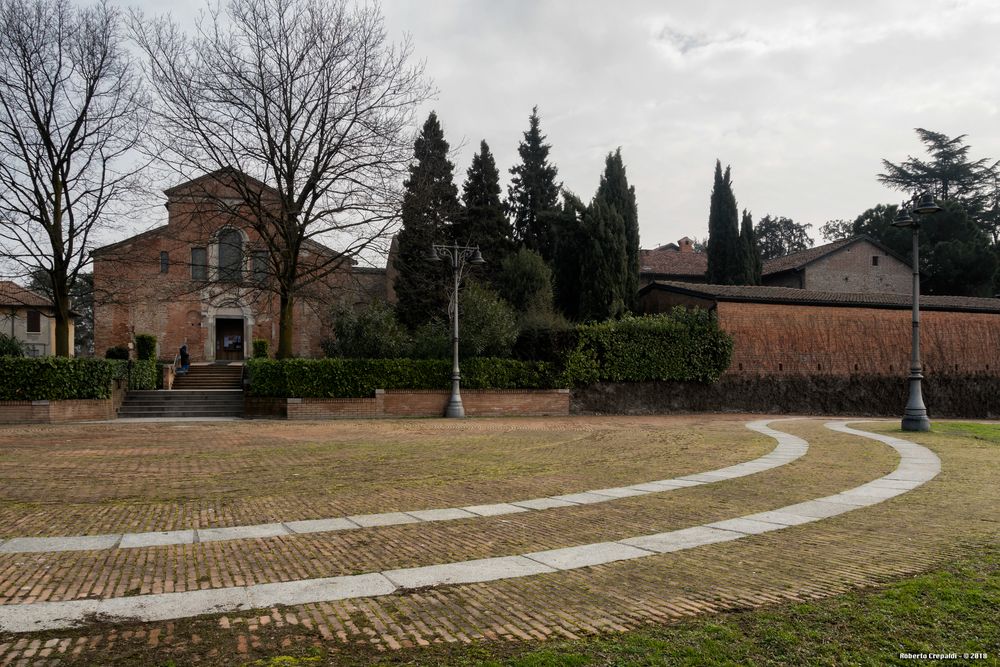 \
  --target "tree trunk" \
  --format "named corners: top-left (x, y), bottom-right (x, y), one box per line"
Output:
top-left (53, 291), bottom-right (72, 357)
top-left (277, 290), bottom-right (295, 359)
